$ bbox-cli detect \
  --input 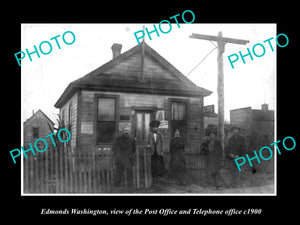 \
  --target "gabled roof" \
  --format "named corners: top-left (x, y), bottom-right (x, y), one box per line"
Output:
top-left (55, 43), bottom-right (212, 108)
top-left (24, 109), bottom-right (55, 125)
